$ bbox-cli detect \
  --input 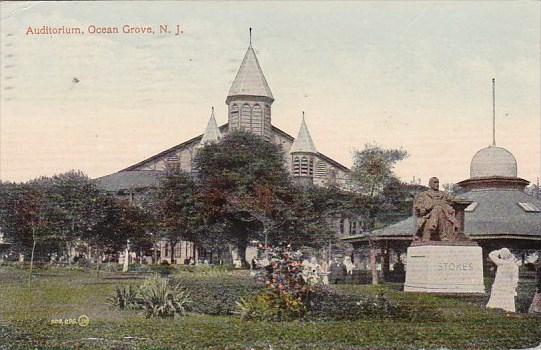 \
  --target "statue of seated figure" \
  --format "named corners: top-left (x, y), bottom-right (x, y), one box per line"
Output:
top-left (414, 177), bottom-right (459, 241)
